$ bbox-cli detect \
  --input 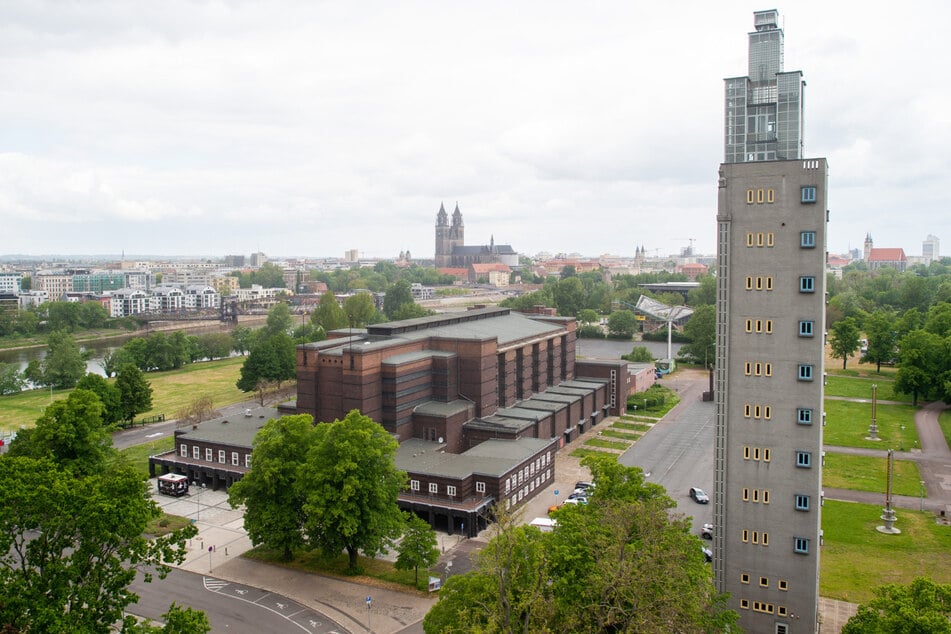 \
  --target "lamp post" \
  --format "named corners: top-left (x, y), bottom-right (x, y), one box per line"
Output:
top-left (900, 425), bottom-right (905, 452)
top-left (920, 480), bottom-right (926, 512)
